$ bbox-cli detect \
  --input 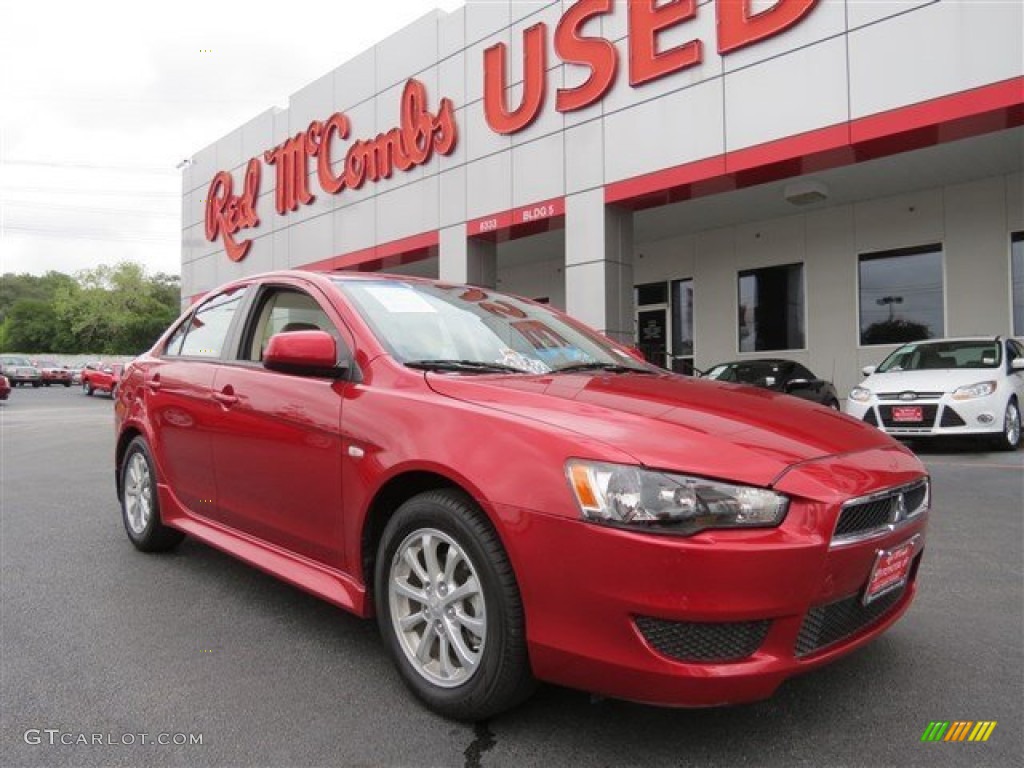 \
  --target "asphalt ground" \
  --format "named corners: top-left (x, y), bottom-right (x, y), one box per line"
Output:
top-left (1, 386), bottom-right (1021, 768)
